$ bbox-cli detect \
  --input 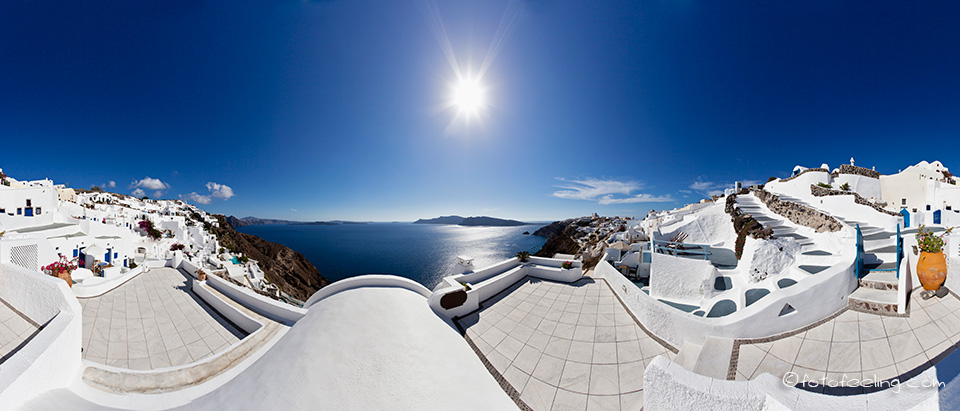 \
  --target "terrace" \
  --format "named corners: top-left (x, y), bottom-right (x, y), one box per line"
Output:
top-left (79, 267), bottom-right (245, 369)
top-left (457, 274), bottom-right (675, 411)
